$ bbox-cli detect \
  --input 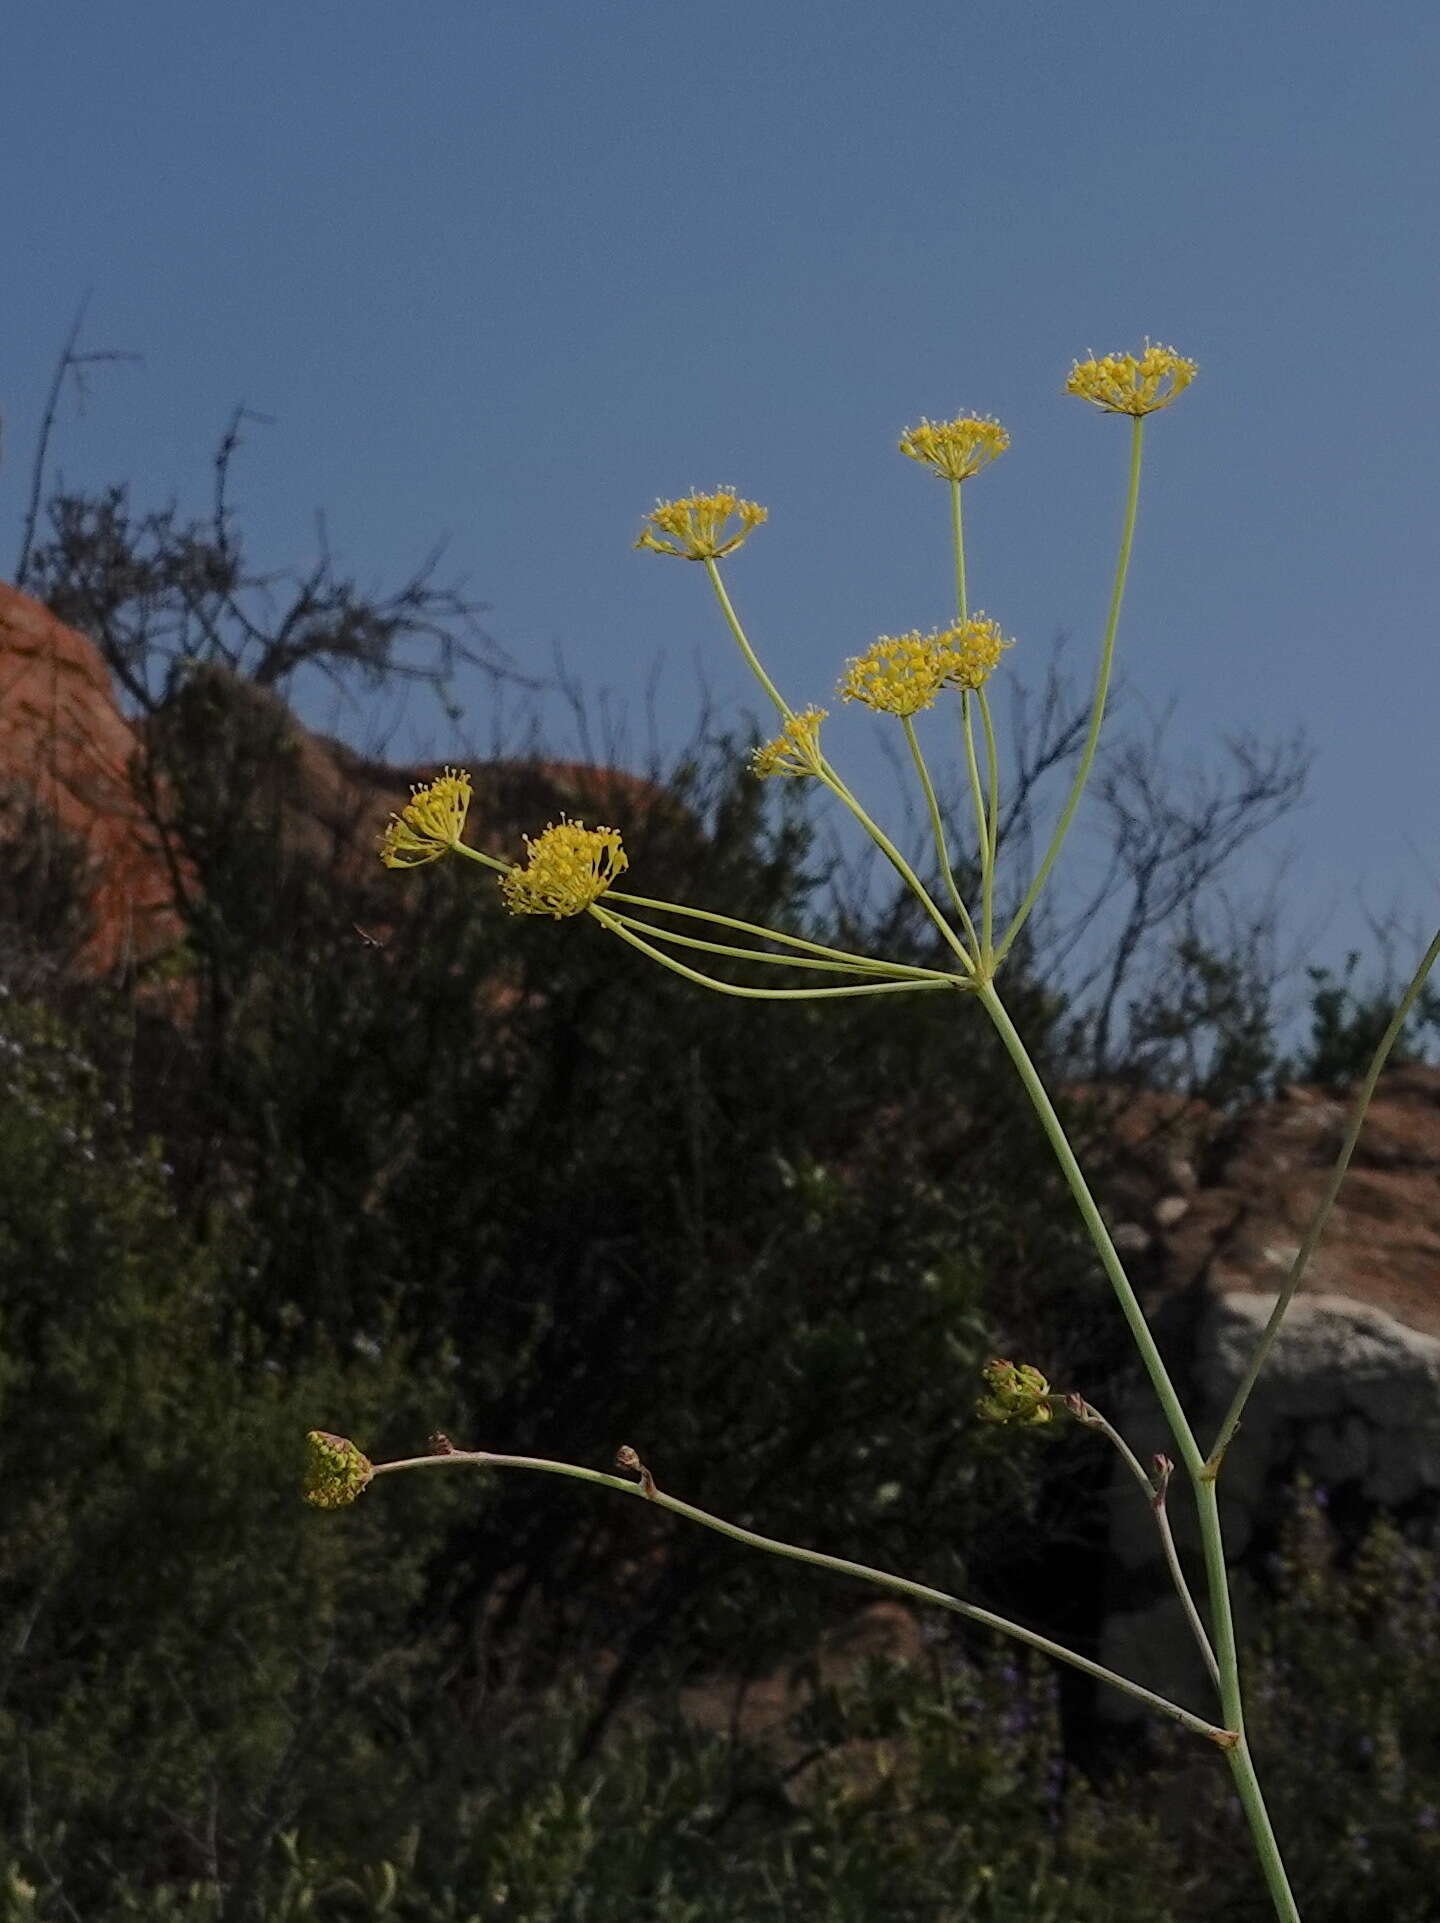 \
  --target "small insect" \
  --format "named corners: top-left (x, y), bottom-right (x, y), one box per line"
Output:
top-left (353, 925), bottom-right (388, 950)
